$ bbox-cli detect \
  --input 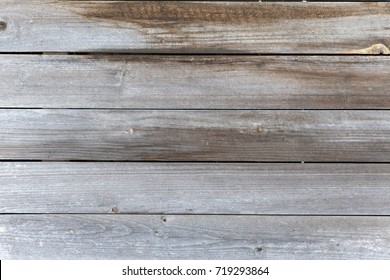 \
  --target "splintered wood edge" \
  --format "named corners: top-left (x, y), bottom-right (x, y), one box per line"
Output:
top-left (341, 44), bottom-right (390, 54)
